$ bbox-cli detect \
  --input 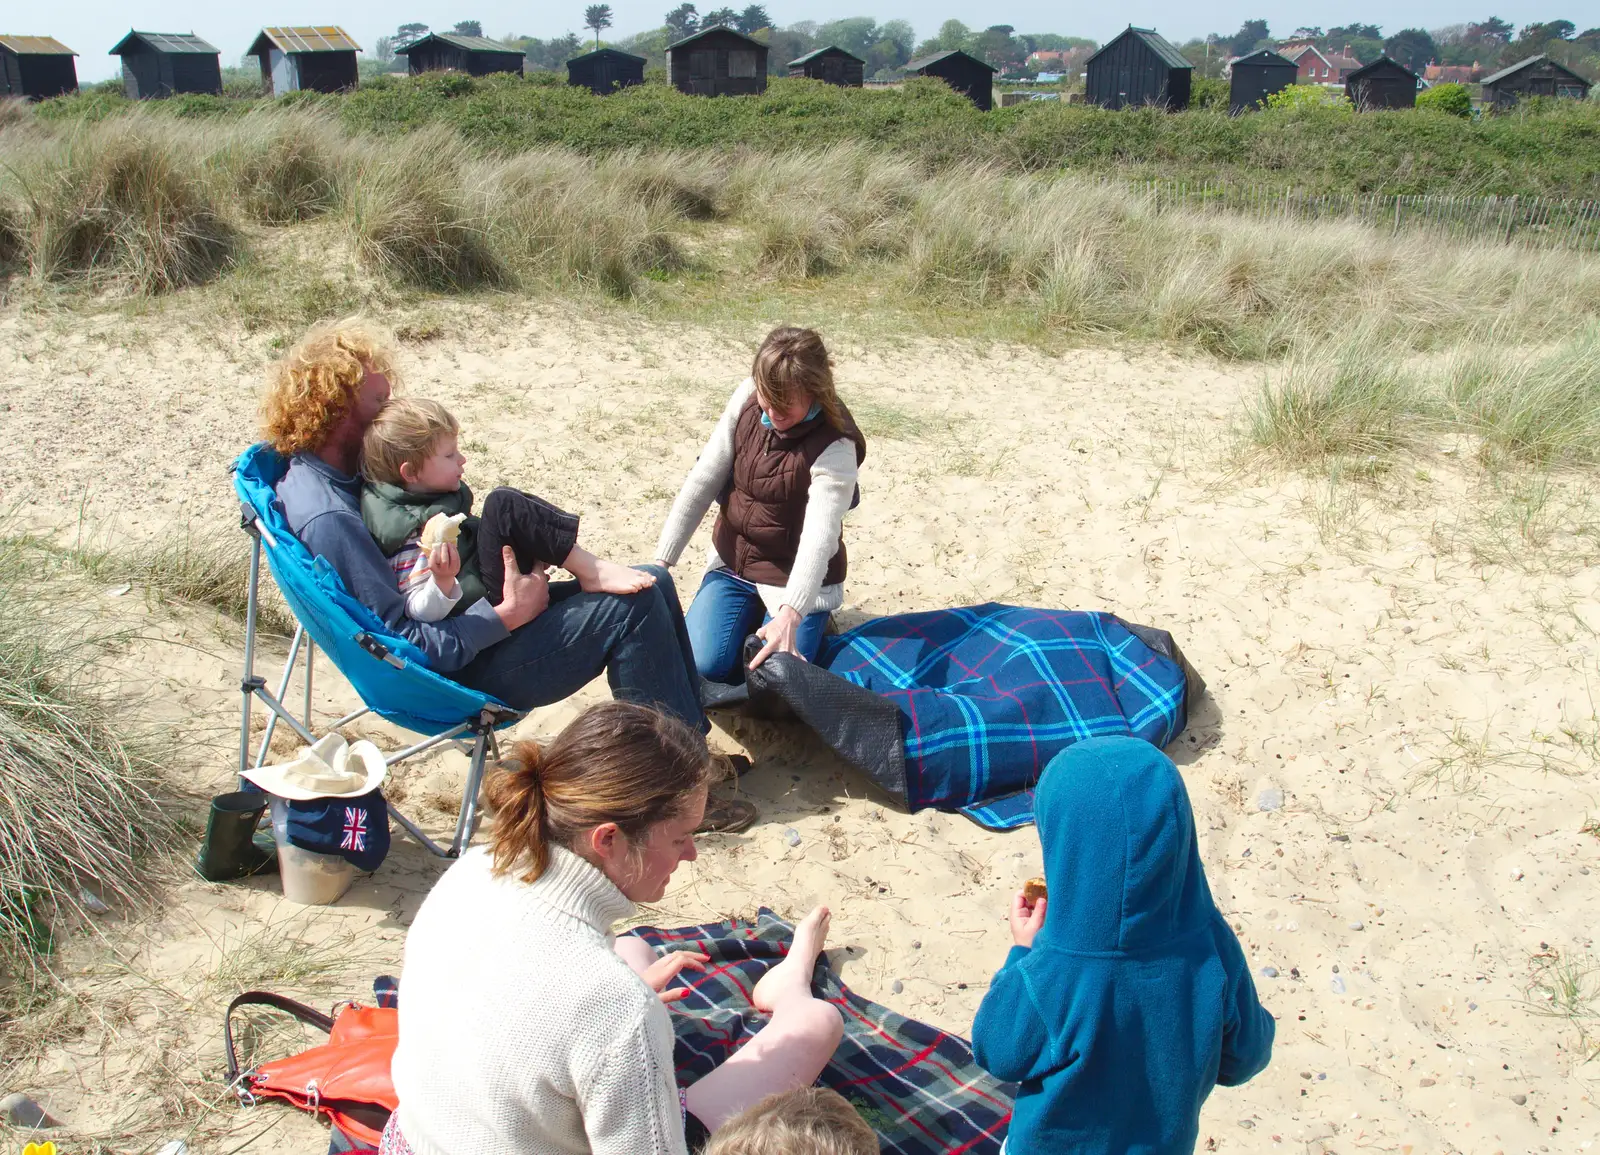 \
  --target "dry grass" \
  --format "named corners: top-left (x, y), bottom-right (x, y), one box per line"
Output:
top-left (3, 113), bottom-right (237, 293)
top-left (0, 535), bottom-right (181, 986)
top-left (72, 529), bottom-right (296, 638)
